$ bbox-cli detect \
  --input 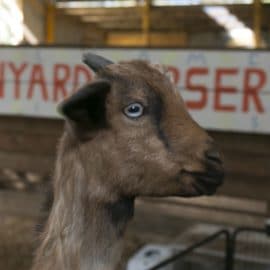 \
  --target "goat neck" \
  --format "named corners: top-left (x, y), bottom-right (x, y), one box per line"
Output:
top-left (31, 132), bottom-right (134, 270)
